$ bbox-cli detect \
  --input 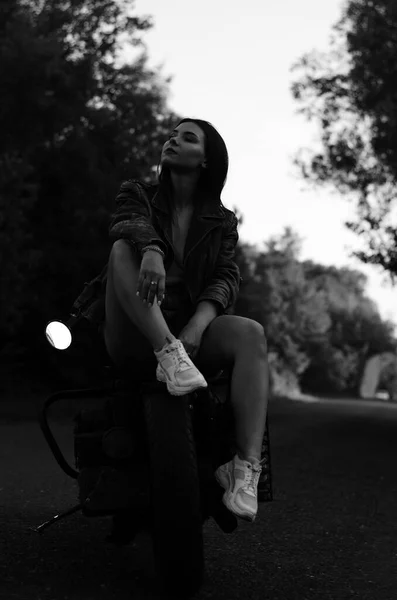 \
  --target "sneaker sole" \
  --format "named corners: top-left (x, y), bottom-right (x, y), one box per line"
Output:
top-left (215, 467), bottom-right (257, 523)
top-left (166, 381), bottom-right (208, 396)
top-left (156, 367), bottom-right (208, 396)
